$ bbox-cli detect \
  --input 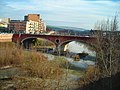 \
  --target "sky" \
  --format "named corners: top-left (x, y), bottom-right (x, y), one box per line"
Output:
top-left (0, 0), bottom-right (120, 29)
